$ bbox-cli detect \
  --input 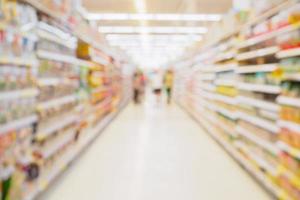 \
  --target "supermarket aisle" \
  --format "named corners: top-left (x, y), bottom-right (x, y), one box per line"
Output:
top-left (40, 102), bottom-right (271, 200)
